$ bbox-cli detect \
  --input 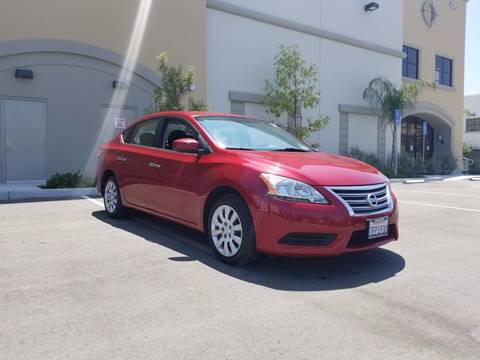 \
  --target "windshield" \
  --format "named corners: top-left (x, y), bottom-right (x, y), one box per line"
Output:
top-left (195, 116), bottom-right (311, 151)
